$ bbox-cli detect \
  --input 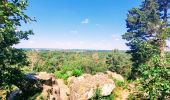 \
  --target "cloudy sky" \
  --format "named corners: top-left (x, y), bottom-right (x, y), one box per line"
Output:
top-left (15, 0), bottom-right (141, 50)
